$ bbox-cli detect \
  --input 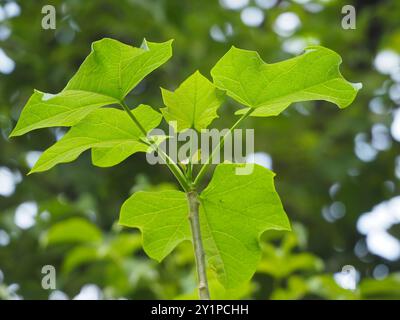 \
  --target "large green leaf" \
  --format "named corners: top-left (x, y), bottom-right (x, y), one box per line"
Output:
top-left (211, 46), bottom-right (361, 117)
top-left (10, 38), bottom-right (172, 136)
top-left (30, 104), bottom-right (162, 173)
top-left (199, 164), bottom-right (290, 288)
top-left (119, 190), bottom-right (191, 261)
top-left (161, 71), bottom-right (224, 131)
top-left (119, 163), bottom-right (290, 288)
